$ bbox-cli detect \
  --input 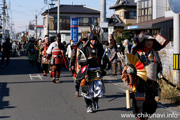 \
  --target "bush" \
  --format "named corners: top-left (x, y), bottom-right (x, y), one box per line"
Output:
top-left (115, 37), bottom-right (121, 44)
top-left (159, 71), bottom-right (180, 104)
